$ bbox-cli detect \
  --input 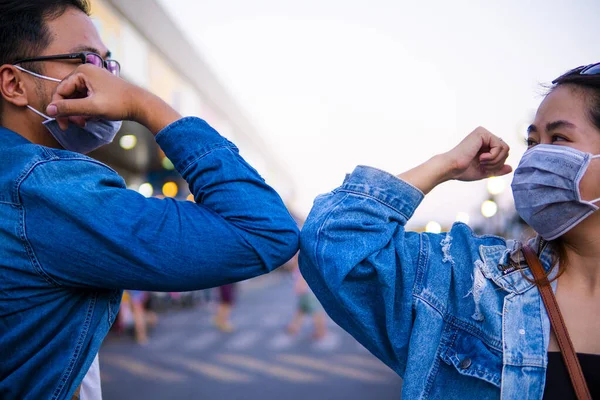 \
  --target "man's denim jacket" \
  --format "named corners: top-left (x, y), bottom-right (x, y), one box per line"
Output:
top-left (300, 166), bottom-right (556, 400)
top-left (0, 117), bottom-right (299, 399)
